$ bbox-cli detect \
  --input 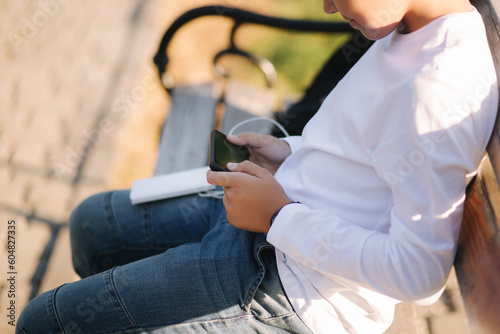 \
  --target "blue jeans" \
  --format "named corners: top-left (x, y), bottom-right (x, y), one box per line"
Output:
top-left (17, 190), bottom-right (312, 334)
